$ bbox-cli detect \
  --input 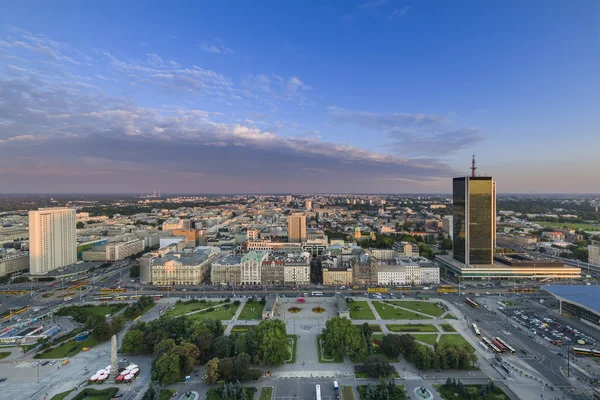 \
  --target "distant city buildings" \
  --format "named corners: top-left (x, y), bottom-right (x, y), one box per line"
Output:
top-left (589, 244), bottom-right (600, 266)
top-left (29, 208), bottom-right (77, 275)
